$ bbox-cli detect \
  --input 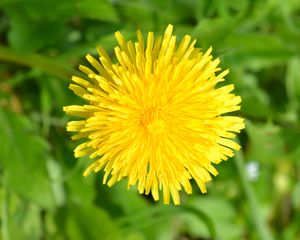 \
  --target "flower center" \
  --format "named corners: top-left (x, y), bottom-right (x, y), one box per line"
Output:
top-left (140, 107), bottom-right (166, 134)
